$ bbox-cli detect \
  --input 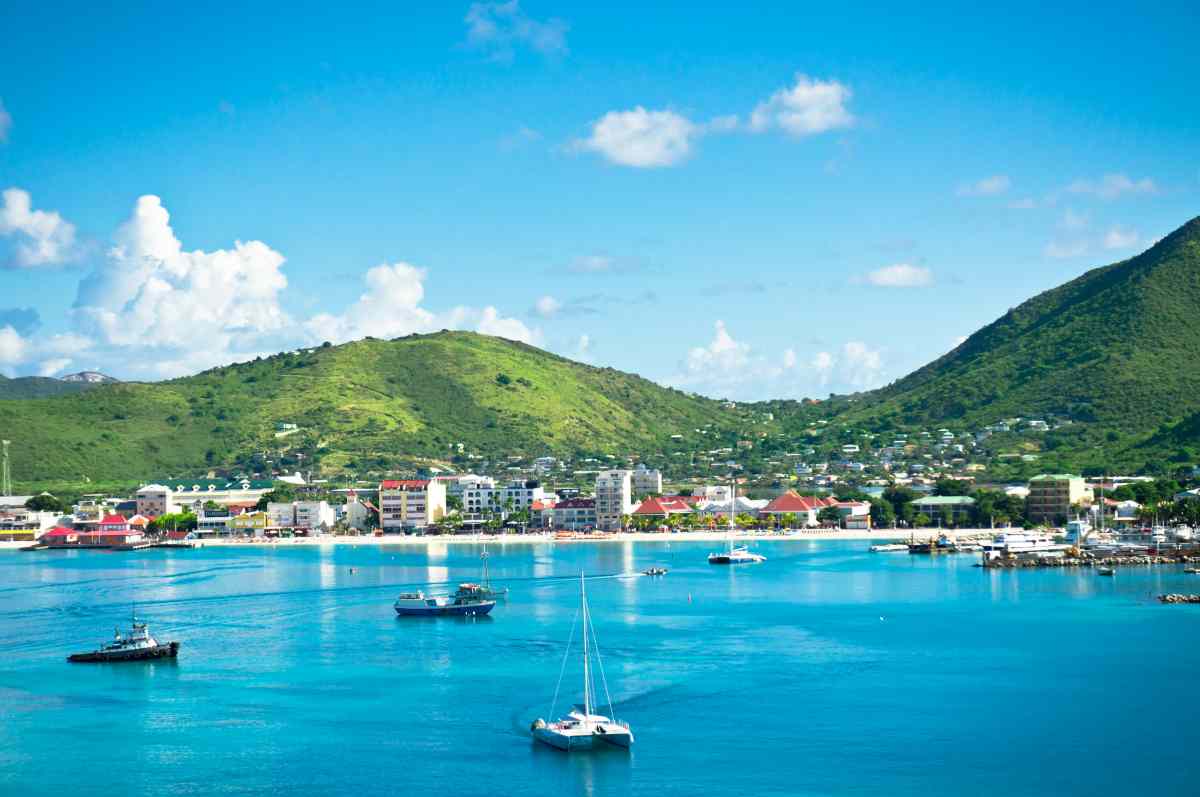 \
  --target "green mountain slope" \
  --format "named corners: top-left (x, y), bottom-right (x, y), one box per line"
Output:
top-left (0, 331), bottom-right (760, 484)
top-left (0, 375), bottom-right (98, 399)
top-left (844, 215), bottom-right (1200, 465)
